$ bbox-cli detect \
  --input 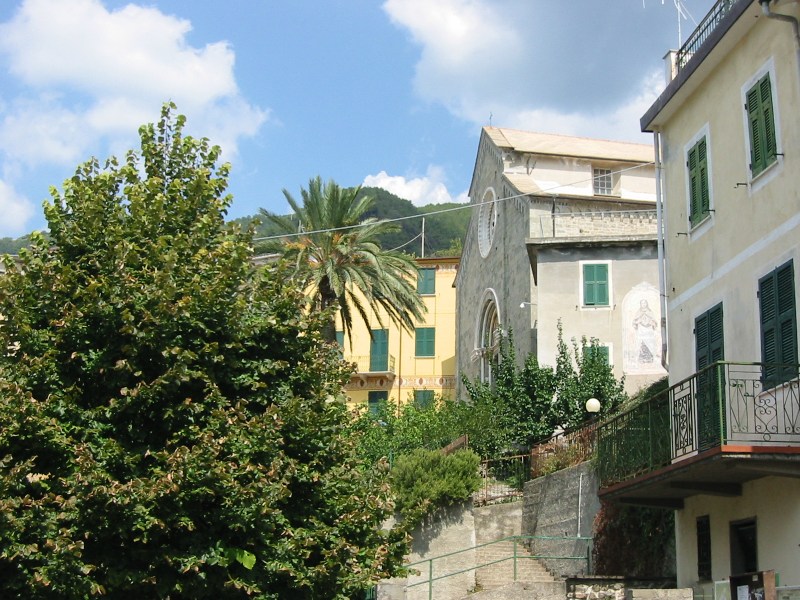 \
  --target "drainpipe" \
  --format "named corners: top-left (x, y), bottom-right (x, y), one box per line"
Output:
top-left (653, 130), bottom-right (669, 371)
top-left (760, 0), bottom-right (800, 83)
